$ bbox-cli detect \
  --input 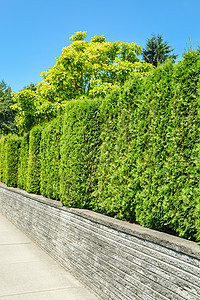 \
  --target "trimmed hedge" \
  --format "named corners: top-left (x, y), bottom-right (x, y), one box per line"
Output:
top-left (3, 135), bottom-right (21, 187)
top-left (26, 126), bottom-right (42, 194)
top-left (0, 136), bottom-right (7, 183)
top-left (60, 99), bottom-right (102, 208)
top-left (0, 49), bottom-right (200, 241)
top-left (92, 75), bottom-right (145, 221)
top-left (40, 117), bottom-right (62, 200)
top-left (17, 133), bottom-right (29, 190)
top-left (94, 53), bottom-right (200, 240)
